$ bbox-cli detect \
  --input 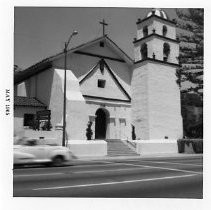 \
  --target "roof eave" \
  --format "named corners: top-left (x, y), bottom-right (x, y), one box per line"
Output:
top-left (136, 15), bottom-right (177, 25)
